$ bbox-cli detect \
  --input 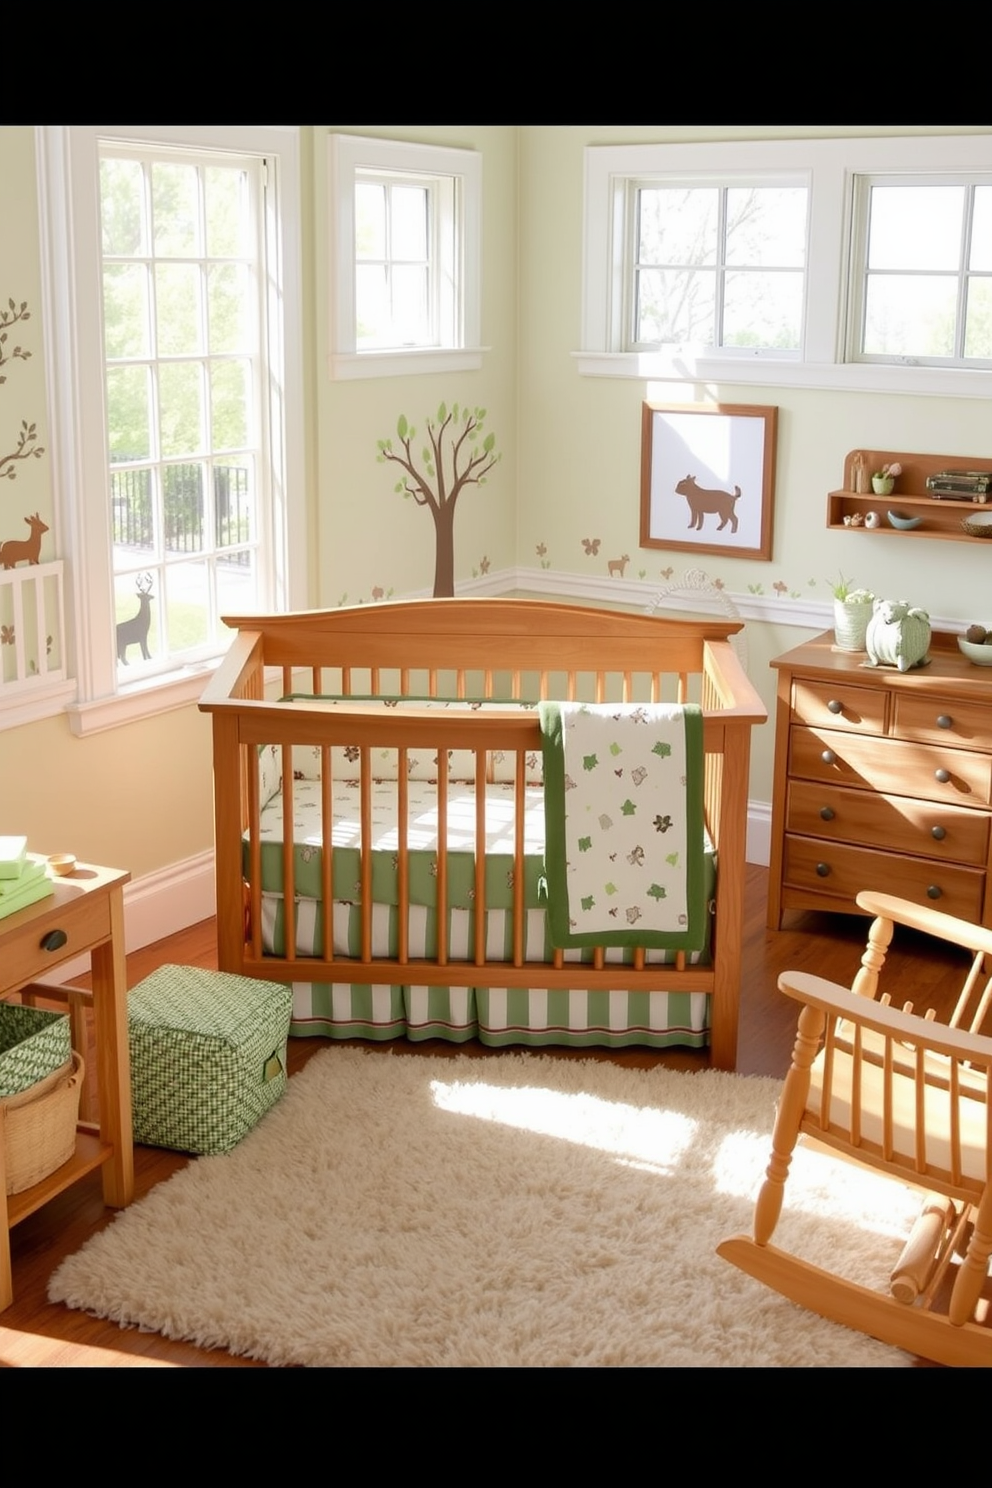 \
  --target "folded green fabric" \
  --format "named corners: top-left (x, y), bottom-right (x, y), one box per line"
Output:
top-left (539, 701), bottom-right (706, 951)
